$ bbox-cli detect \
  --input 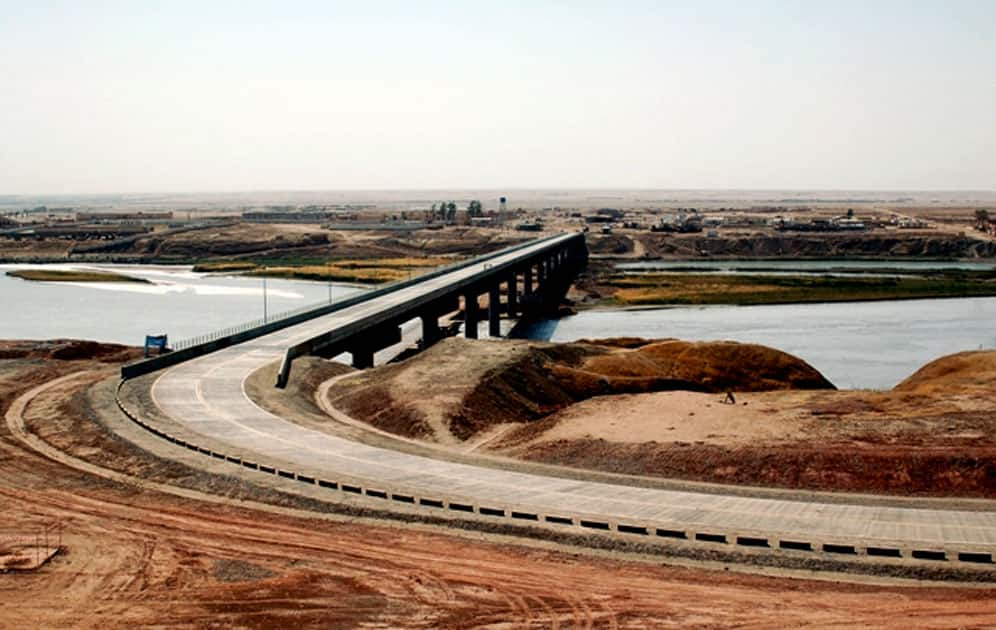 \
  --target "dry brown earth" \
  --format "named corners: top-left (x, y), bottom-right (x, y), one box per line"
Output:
top-left (3, 341), bottom-right (996, 626)
top-left (325, 339), bottom-right (996, 497)
top-left (0, 223), bottom-right (532, 264)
